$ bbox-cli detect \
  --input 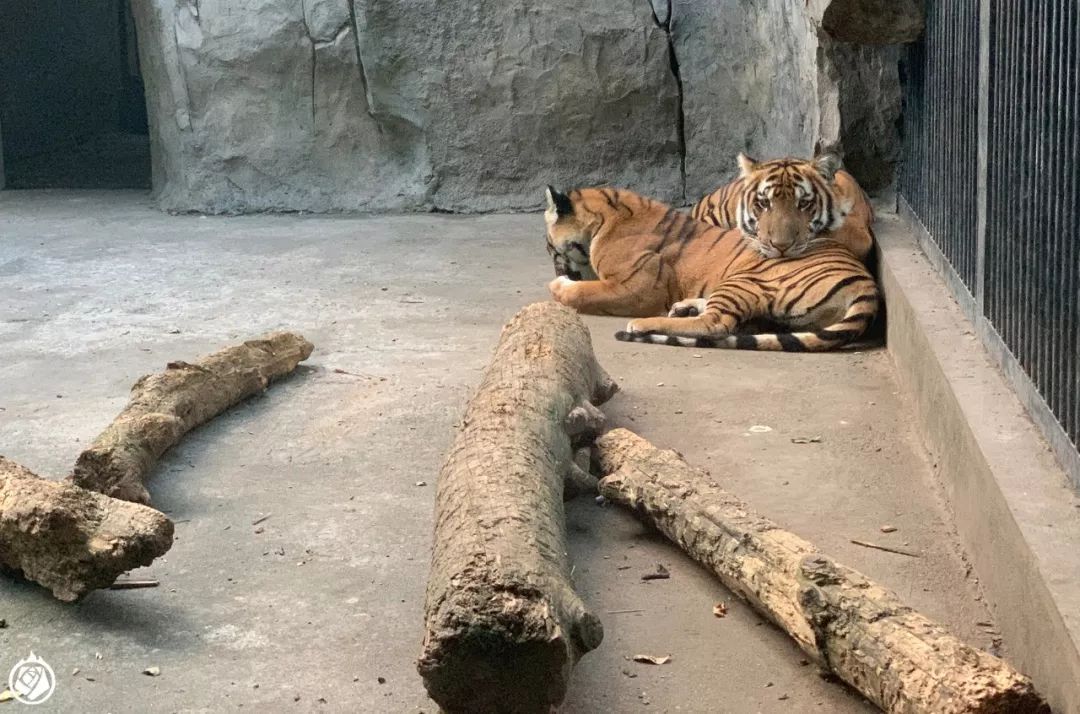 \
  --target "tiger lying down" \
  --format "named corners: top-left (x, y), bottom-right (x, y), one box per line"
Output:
top-left (544, 153), bottom-right (879, 352)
